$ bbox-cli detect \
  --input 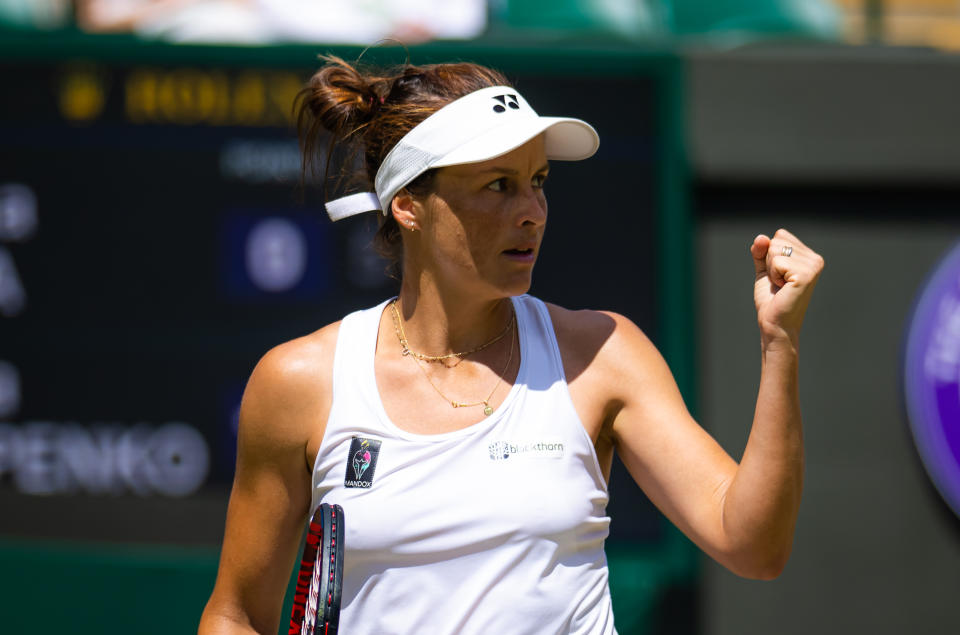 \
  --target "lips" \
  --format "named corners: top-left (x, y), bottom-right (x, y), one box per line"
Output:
top-left (503, 240), bottom-right (537, 255)
top-left (502, 241), bottom-right (537, 262)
